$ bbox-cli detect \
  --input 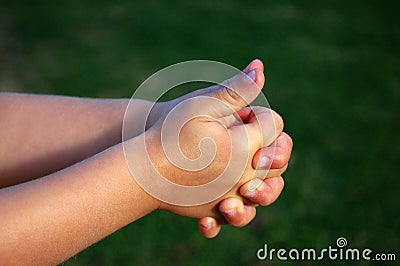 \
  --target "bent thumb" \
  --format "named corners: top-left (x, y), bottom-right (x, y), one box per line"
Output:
top-left (206, 69), bottom-right (263, 117)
